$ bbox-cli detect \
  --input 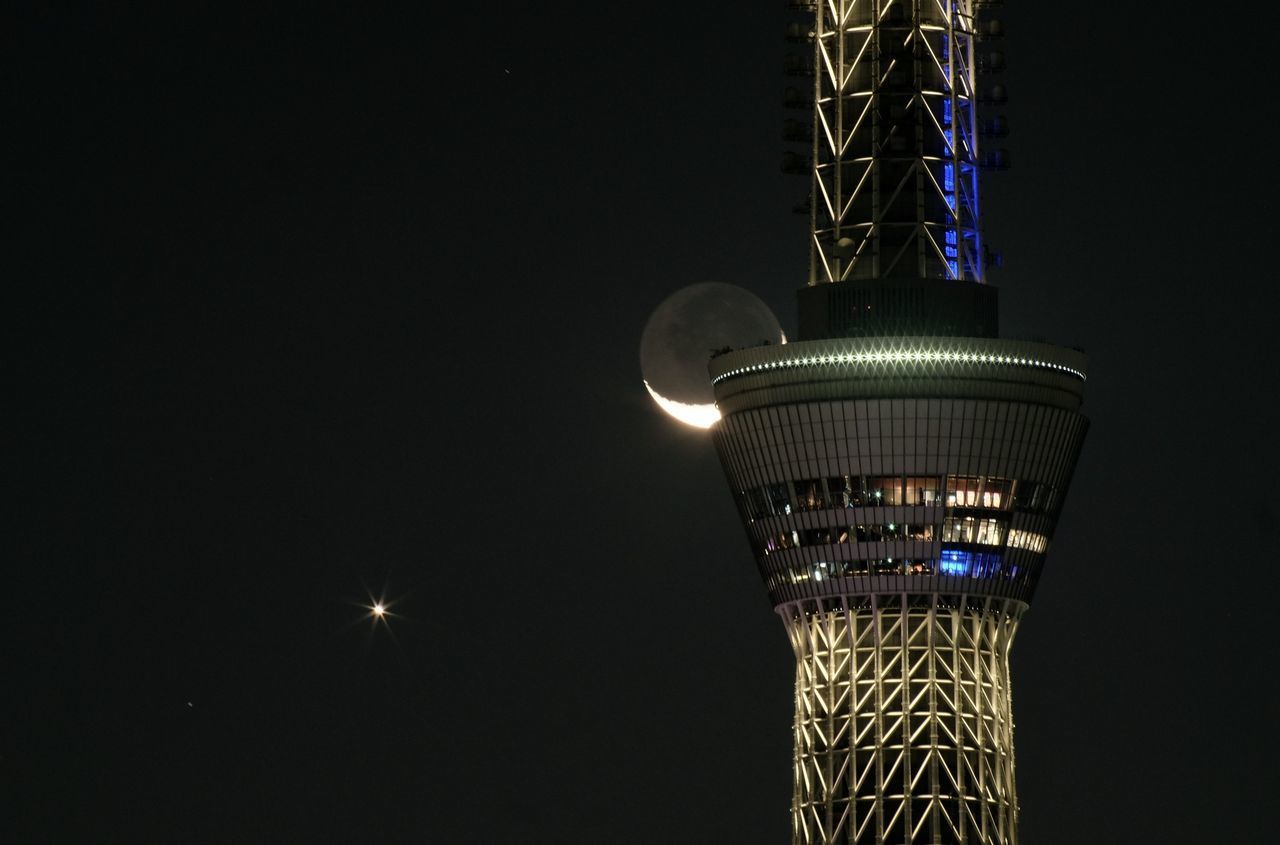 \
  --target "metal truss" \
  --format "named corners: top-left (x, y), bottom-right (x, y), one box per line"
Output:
top-left (807, 1), bottom-right (983, 284)
top-left (782, 593), bottom-right (1020, 845)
